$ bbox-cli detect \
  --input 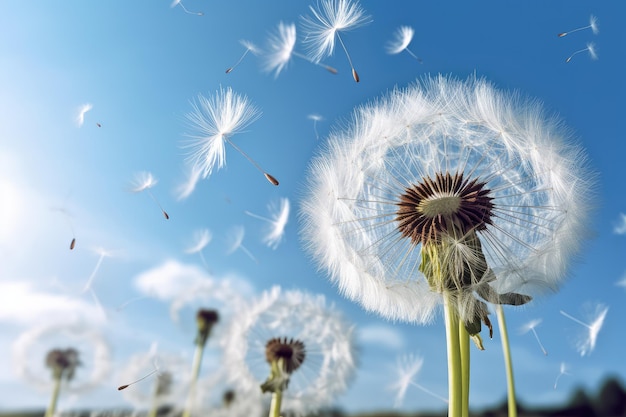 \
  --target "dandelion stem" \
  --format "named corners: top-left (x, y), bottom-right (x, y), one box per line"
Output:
top-left (268, 390), bottom-right (283, 417)
top-left (335, 32), bottom-right (359, 82)
top-left (182, 341), bottom-right (206, 417)
top-left (458, 321), bottom-right (470, 417)
top-left (496, 305), bottom-right (518, 417)
top-left (443, 291), bottom-right (463, 417)
top-left (223, 136), bottom-right (278, 186)
top-left (45, 375), bottom-right (62, 417)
